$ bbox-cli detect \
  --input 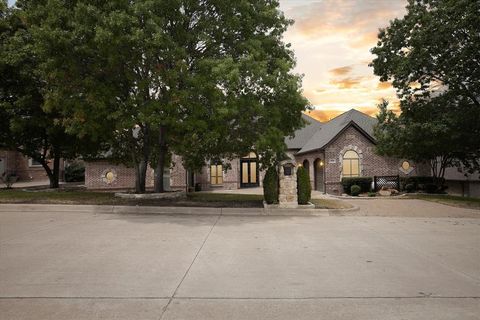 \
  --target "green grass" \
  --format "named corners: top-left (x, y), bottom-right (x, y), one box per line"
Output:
top-left (412, 194), bottom-right (480, 209)
top-left (0, 189), bottom-right (352, 210)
